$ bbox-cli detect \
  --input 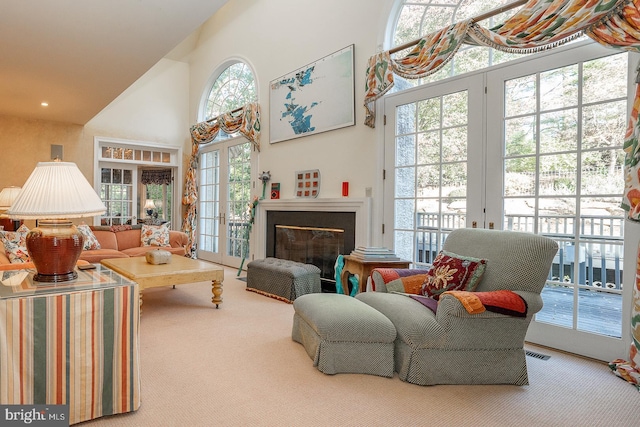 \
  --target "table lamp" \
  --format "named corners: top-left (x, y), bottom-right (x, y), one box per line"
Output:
top-left (144, 199), bottom-right (156, 217)
top-left (7, 162), bottom-right (106, 282)
top-left (0, 186), bottom-right (22, 231)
